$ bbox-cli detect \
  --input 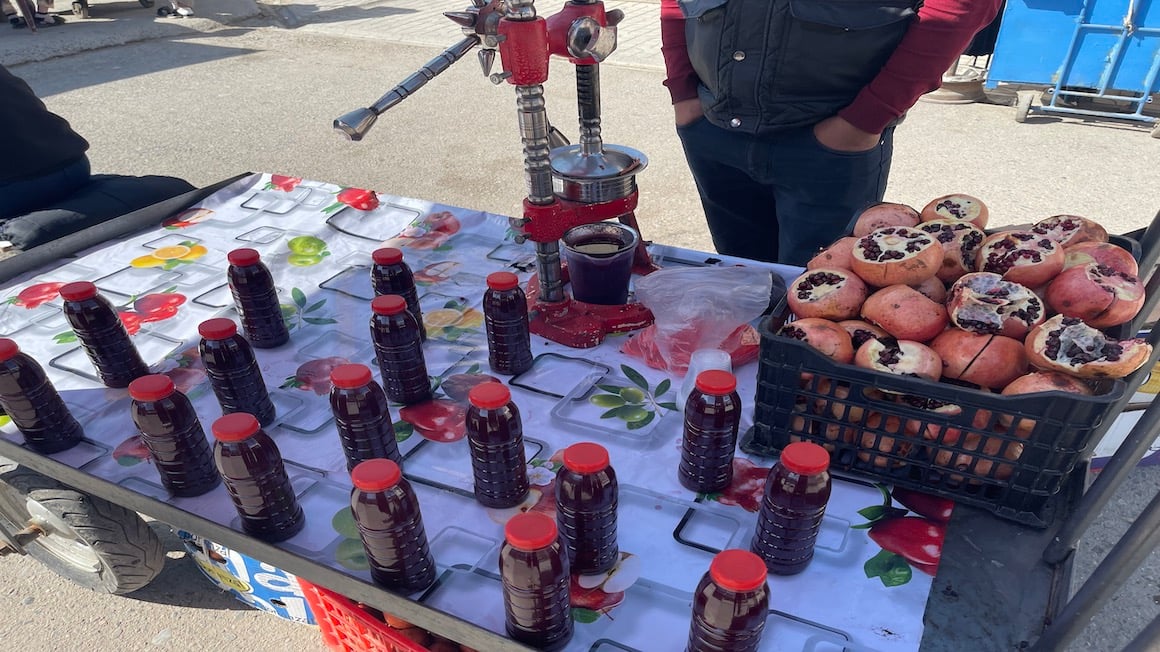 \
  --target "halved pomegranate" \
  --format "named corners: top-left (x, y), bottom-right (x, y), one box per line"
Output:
top-left (946, 272), bottom-right (1045, 340)
top-left (787, 268), bottom-right (869, 321)
top-left (838, 319), bottom-right (888, 350)
top-left (920, 194), bottom-right (989, 229)
top-left (915, 219), bottom-right (986, 284)
top-left (852, 202), bottom-right (921, 237)
top-left (930, 329), bottom-right (1029, 390)
top-left (850, 227), bottom-right (943, 287)
top-left (999, 371), bottom-right (1094, 438)
top-left (806, 237), bottom-right (858, 271)
top-left (779, 318), bottom-right (855, 364)
top-left (854, 337), bottom-right (942, 382)
top-left (1031, 214), bottom-right (1108, 248)
top-left (1025, 315), bottom-right (1153, 378)
top-left (976, 230), bottom-right (1065, 289)
top-left (861, 284), bottom-right (949, 343)
top-left (1062, 241), bottom-right (1139, 277)
top-left (1045, 263), bottom-right (1145, 329)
